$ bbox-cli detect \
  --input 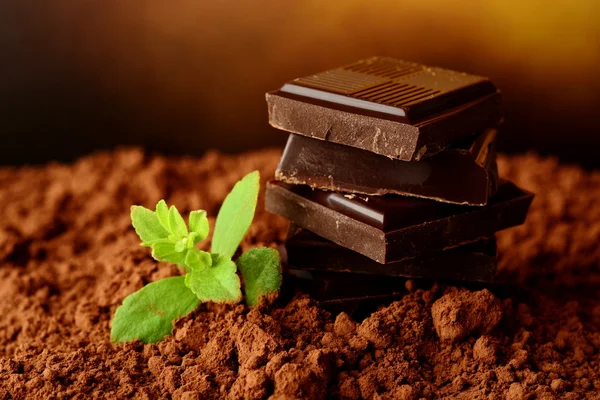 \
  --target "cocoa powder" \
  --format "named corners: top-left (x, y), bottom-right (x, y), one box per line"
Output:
top-left (0, 148), bottom-right (599, 399)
